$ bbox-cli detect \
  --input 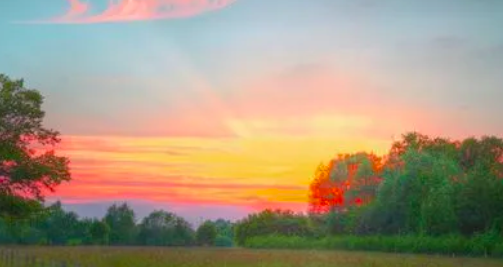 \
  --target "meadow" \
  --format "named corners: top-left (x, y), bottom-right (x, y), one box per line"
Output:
top-left (1, 247), bottom-right (503, 267)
